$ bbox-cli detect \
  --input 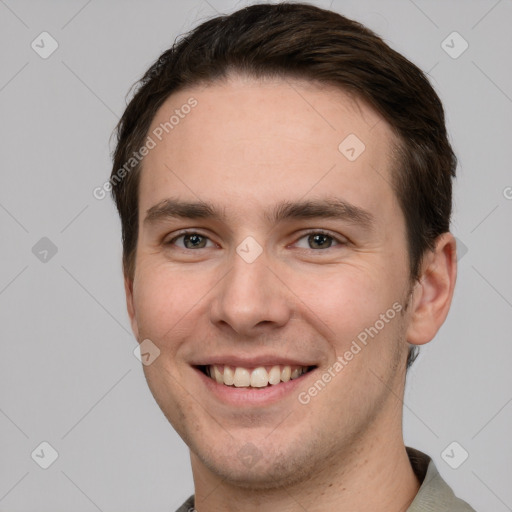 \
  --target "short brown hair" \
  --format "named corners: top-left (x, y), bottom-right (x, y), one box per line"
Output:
top-left (110, 2), bottom-right (457, 368)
